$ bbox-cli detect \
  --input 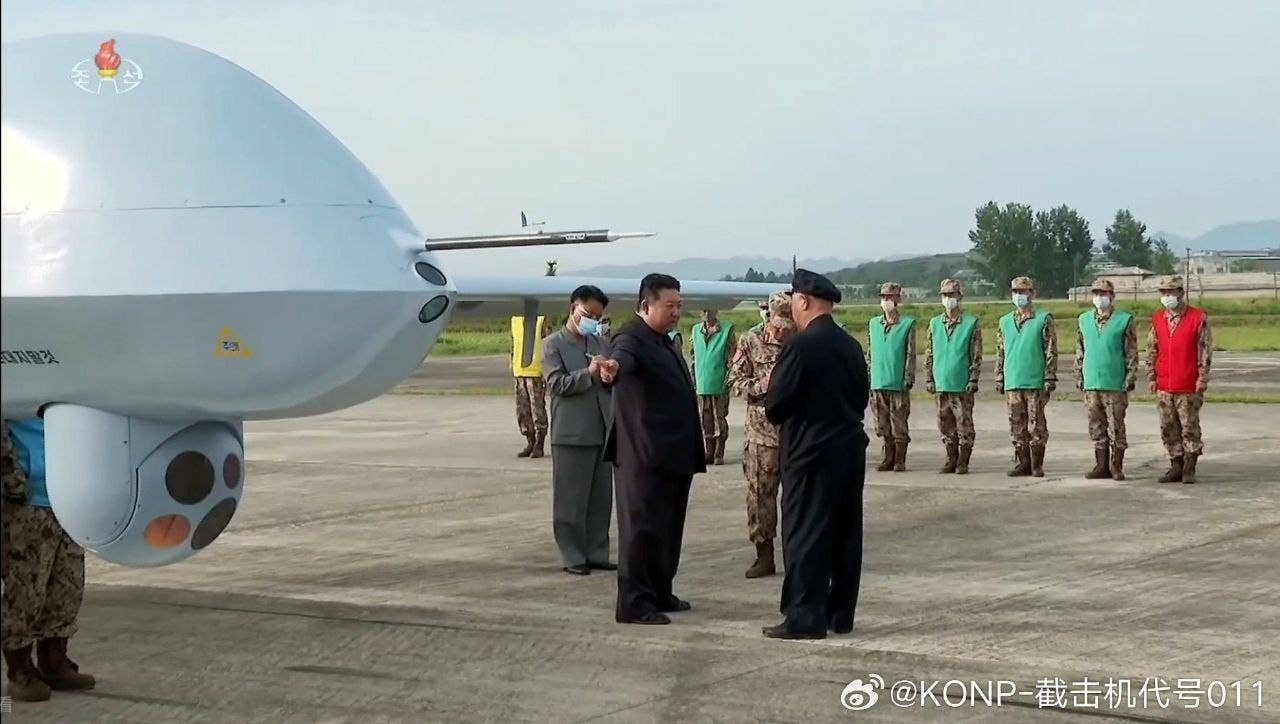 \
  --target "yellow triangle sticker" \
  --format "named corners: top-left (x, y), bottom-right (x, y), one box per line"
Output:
top-left (214, 327), bottom-right (254, 359)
